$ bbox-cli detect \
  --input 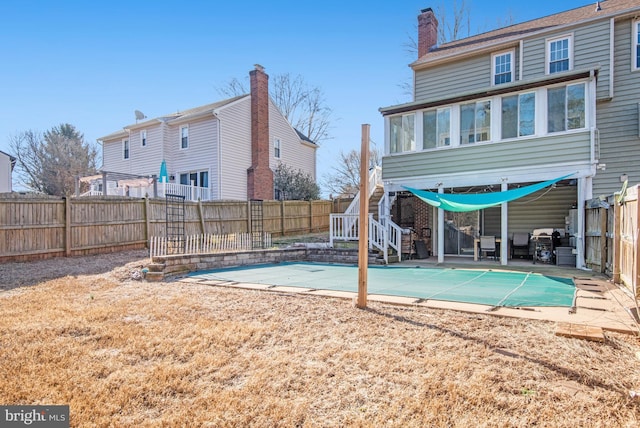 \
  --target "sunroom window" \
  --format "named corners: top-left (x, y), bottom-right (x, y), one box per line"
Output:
top-left (547, 83), bottom-right (585, 133)
top-left (501, 92), bottom-right (535, 139)
top-left (390, 113), bottom-right (415, 153)
top-left (423, 107), bottom-right (451, 149)
top-left (460, 100), bottom-right (491, 144)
